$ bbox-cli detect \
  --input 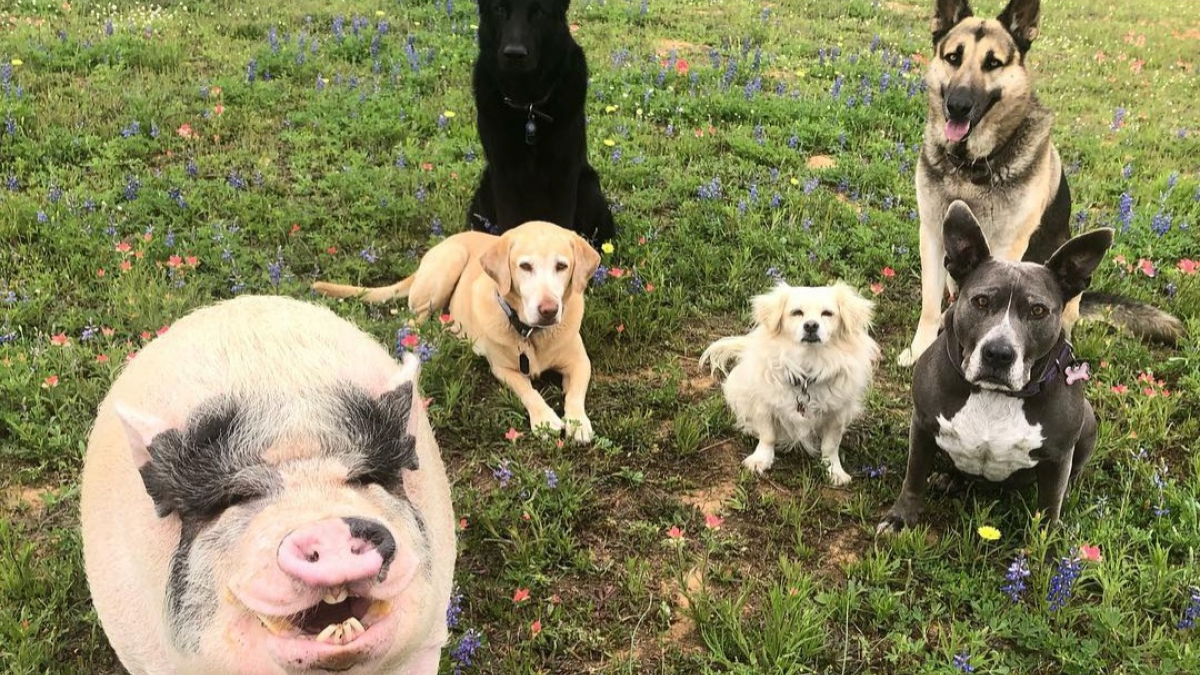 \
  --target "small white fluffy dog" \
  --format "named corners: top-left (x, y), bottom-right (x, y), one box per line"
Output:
top-left (700, 282), bottom-right (880, 485)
